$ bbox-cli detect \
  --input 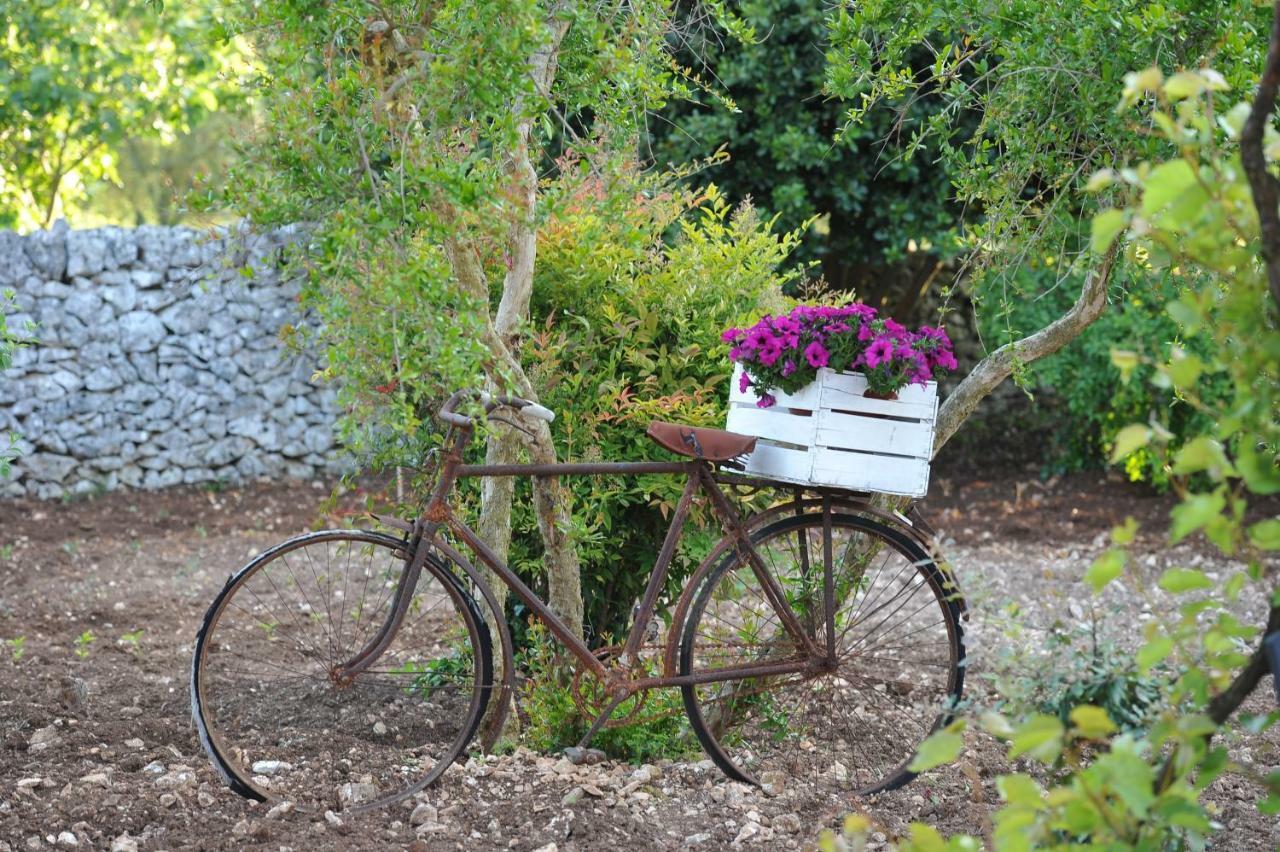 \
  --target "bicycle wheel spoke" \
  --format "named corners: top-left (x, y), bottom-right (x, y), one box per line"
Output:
top-left (681, 513), bottom-right (961, 796)
top-left (193, 531), bottom-right (490, 811)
